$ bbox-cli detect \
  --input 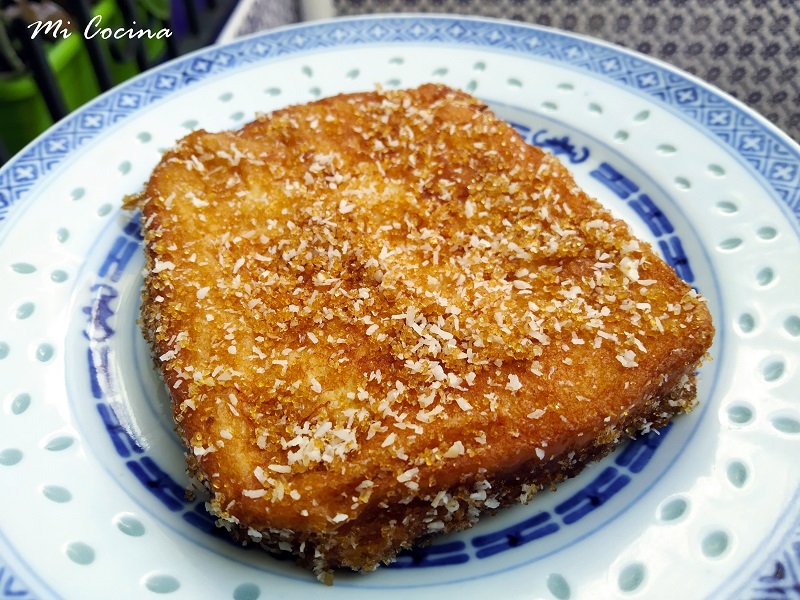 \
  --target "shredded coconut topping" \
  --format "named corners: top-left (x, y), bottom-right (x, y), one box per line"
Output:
top-left (138, 84), bottom-right (713, 559)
